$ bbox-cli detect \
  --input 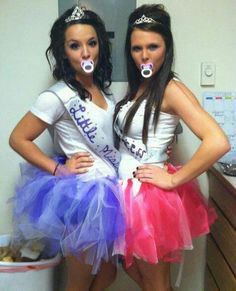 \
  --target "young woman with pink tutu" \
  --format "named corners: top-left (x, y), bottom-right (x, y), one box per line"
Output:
top-left (112, 4), bottom-right (230, 291)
